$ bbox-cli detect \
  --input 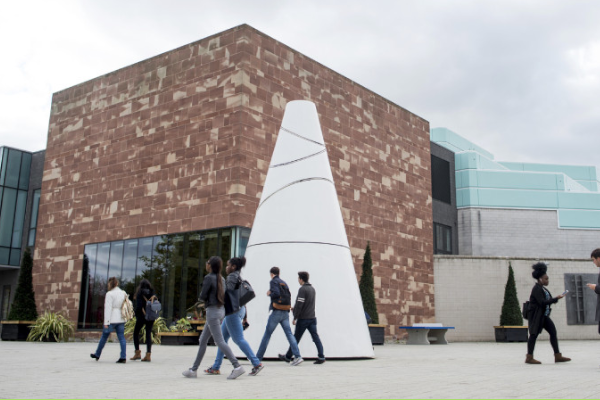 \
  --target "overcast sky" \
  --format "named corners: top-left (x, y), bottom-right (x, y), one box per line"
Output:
top-left (1, 1), bottom-right (599, 173)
